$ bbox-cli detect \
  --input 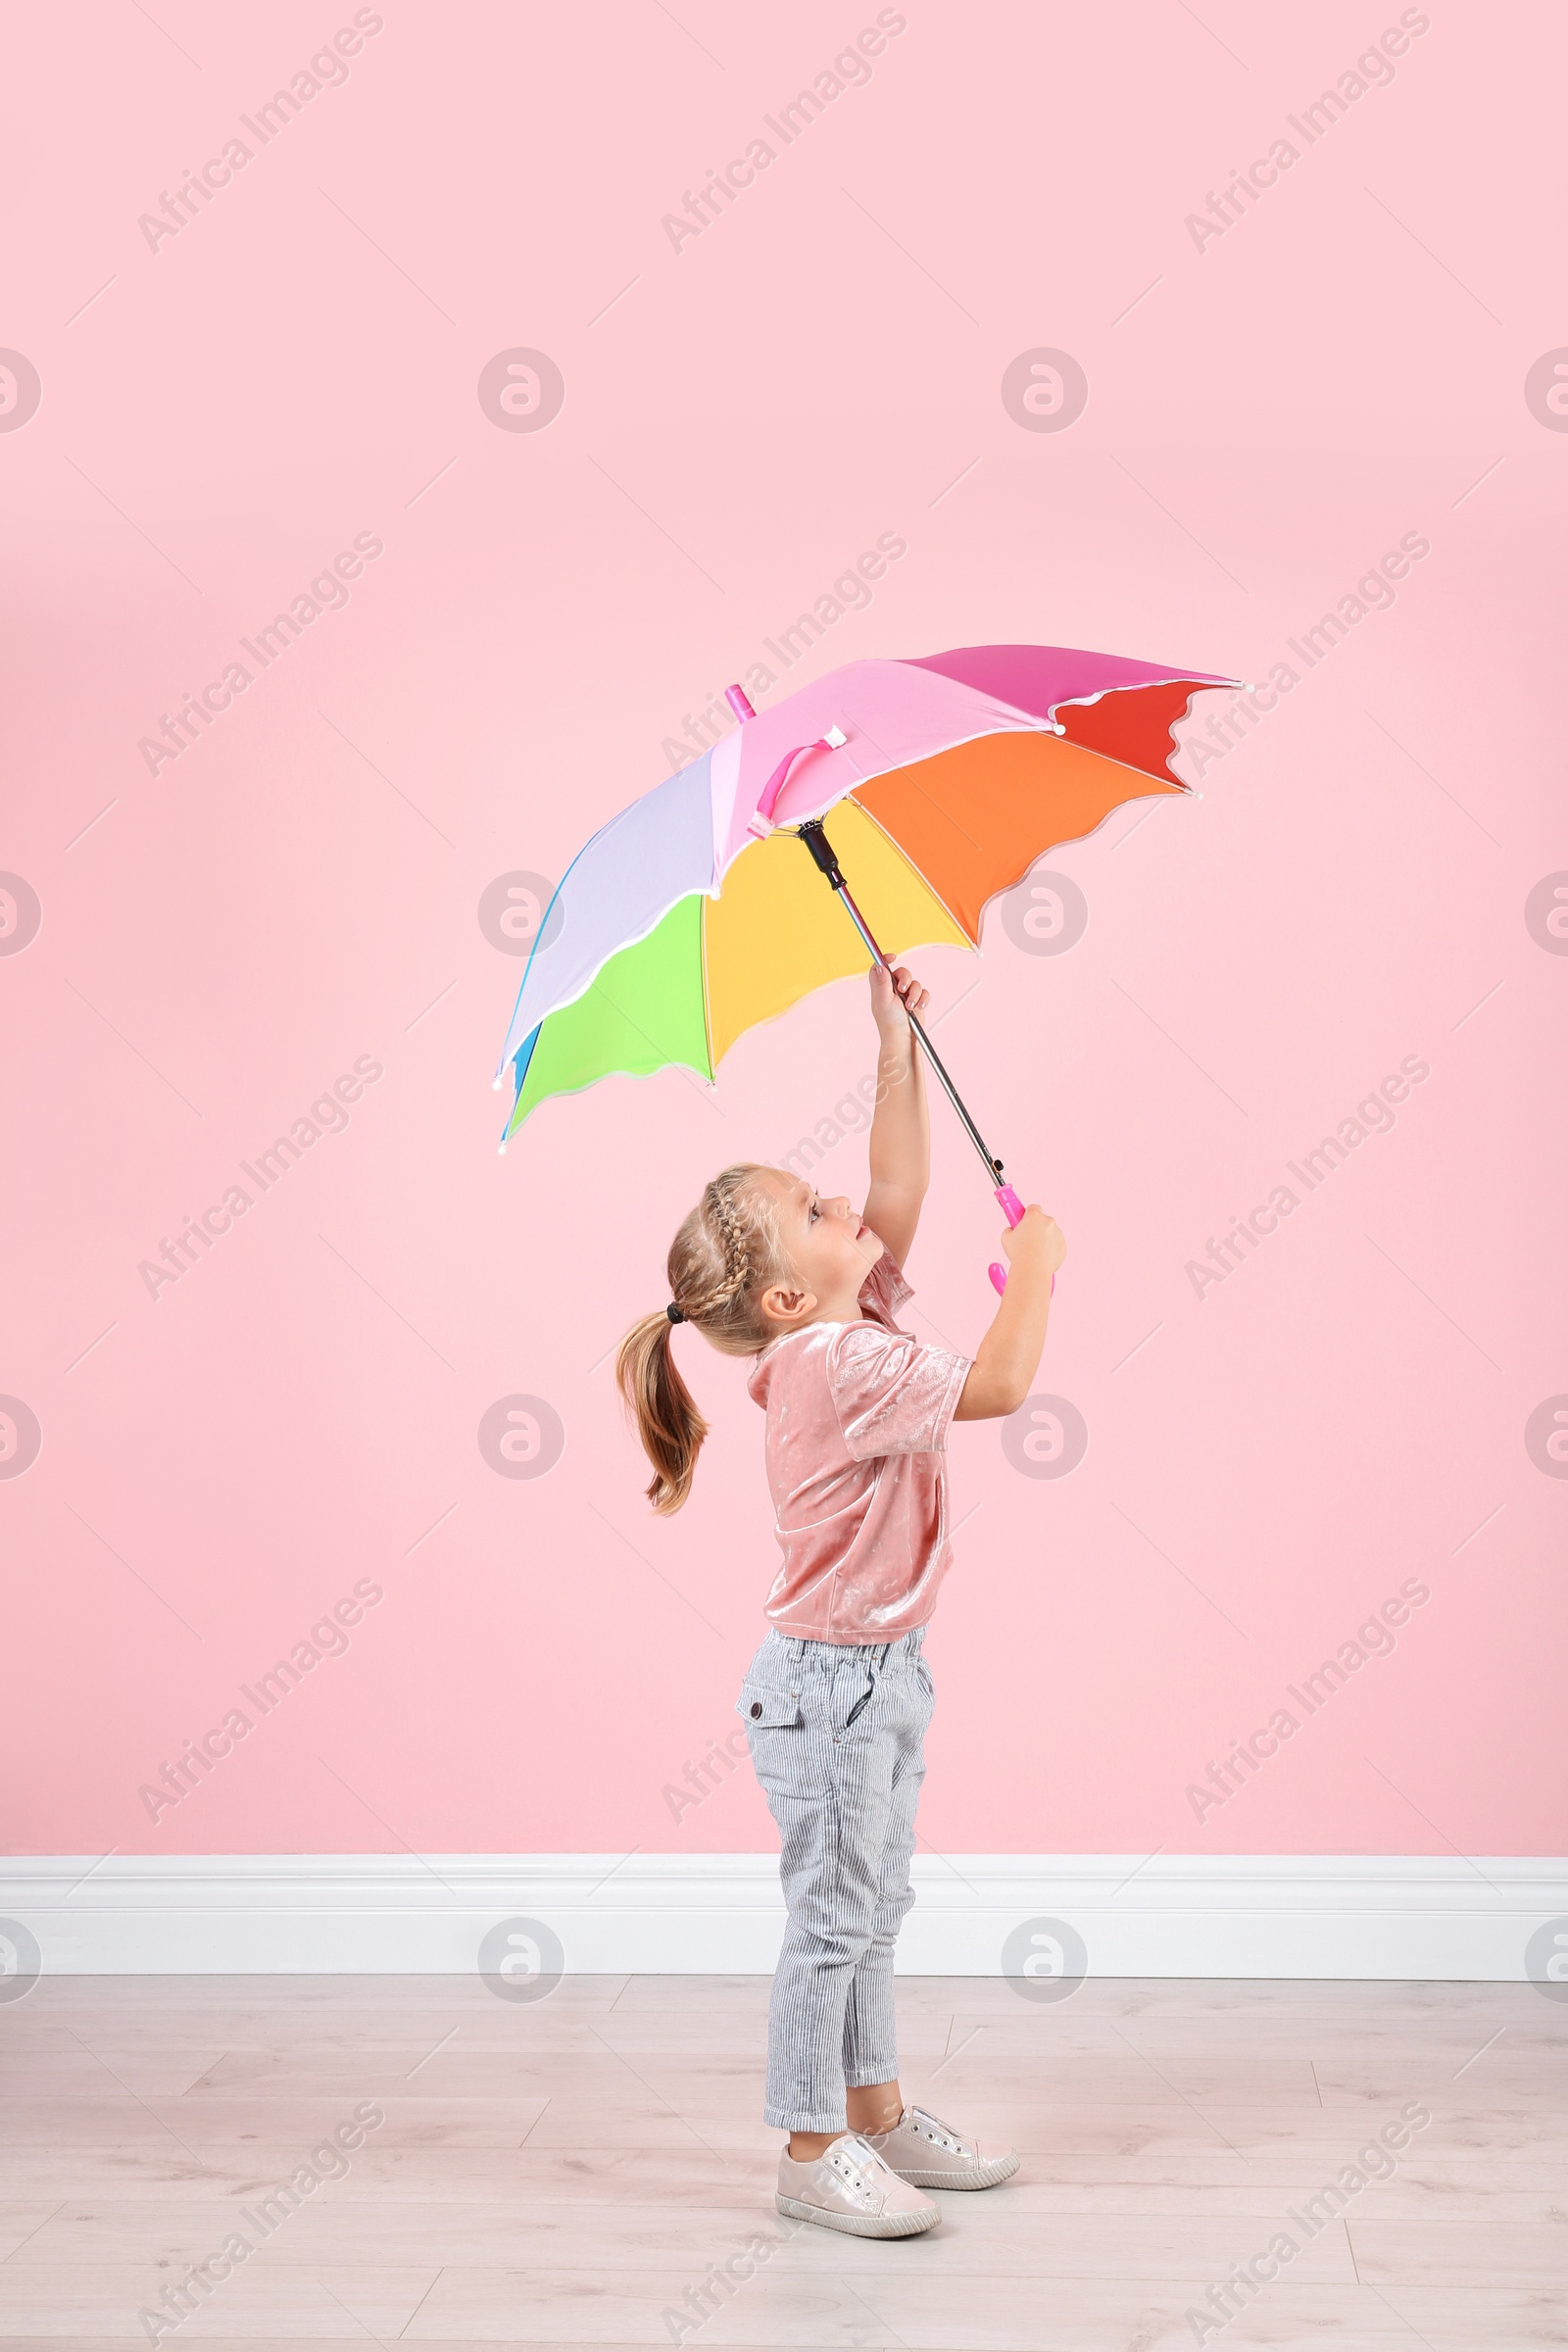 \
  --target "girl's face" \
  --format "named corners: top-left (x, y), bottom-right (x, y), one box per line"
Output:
top-left (751, 1168), bottom-right (885, 1332)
